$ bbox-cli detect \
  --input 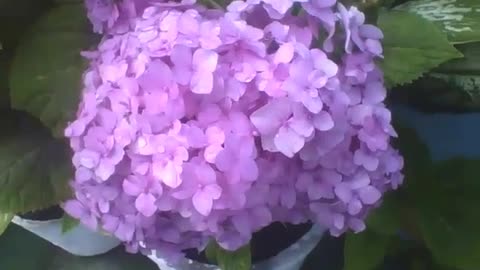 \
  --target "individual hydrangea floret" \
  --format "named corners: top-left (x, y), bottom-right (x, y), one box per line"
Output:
top-left (67, 0), bottom-right (404, 260)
